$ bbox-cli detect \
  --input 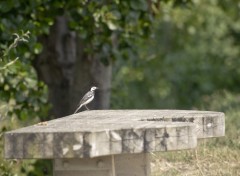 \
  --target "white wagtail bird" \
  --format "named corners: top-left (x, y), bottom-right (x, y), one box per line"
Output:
top-left (74, 86), bottom-right (98, 113)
